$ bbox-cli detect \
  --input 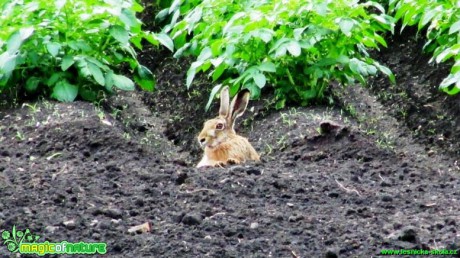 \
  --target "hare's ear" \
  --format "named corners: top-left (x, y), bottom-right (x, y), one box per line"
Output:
top-left (219, 86), bottom-right (230, 117)
top-left (229, 89), bottom-right (250, 123)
